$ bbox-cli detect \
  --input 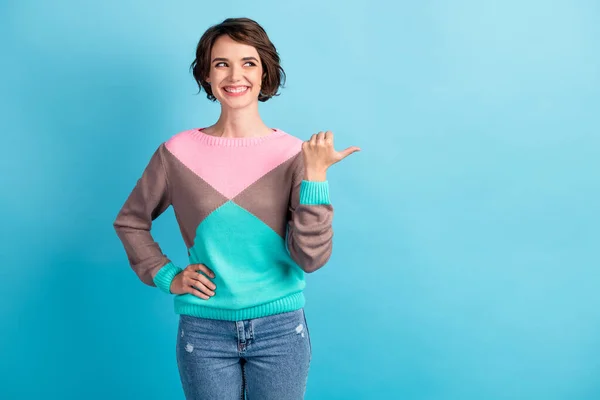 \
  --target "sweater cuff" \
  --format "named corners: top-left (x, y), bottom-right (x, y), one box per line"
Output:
top-left (299, 180), bottom-right (331, 205)
top-left (153, 262), bottom-right (183, 294)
